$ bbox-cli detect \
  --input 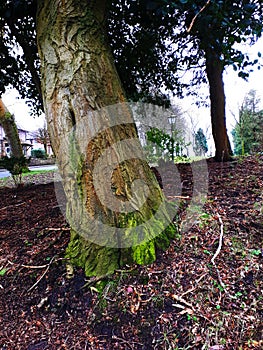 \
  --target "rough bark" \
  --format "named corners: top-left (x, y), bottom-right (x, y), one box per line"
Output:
top-left (37, 0), bottom-right (175, 276)
top-left (0, 99), bottom-right (24, 158)
top-left (205, 50), bottom-right (233, 161)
